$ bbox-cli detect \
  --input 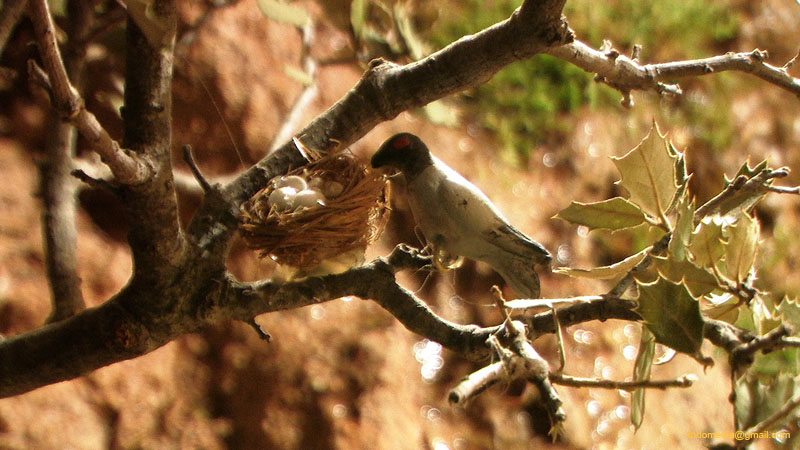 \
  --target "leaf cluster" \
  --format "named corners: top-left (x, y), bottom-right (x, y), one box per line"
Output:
top-left (555, 121), bottom-right (800, 432)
